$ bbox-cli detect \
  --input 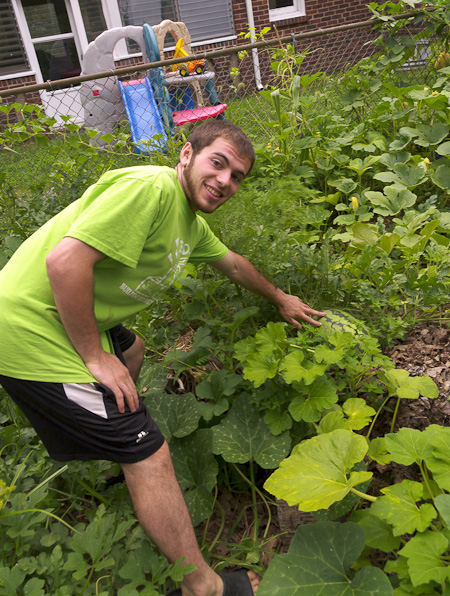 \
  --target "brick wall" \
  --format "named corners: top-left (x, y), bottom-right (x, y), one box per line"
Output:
top-left (232, 0), bottom-right (371, 38)
top-left (1, 1), bottom-right (374, 106)
top-left (0, 74), bottom-right (41, 105)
